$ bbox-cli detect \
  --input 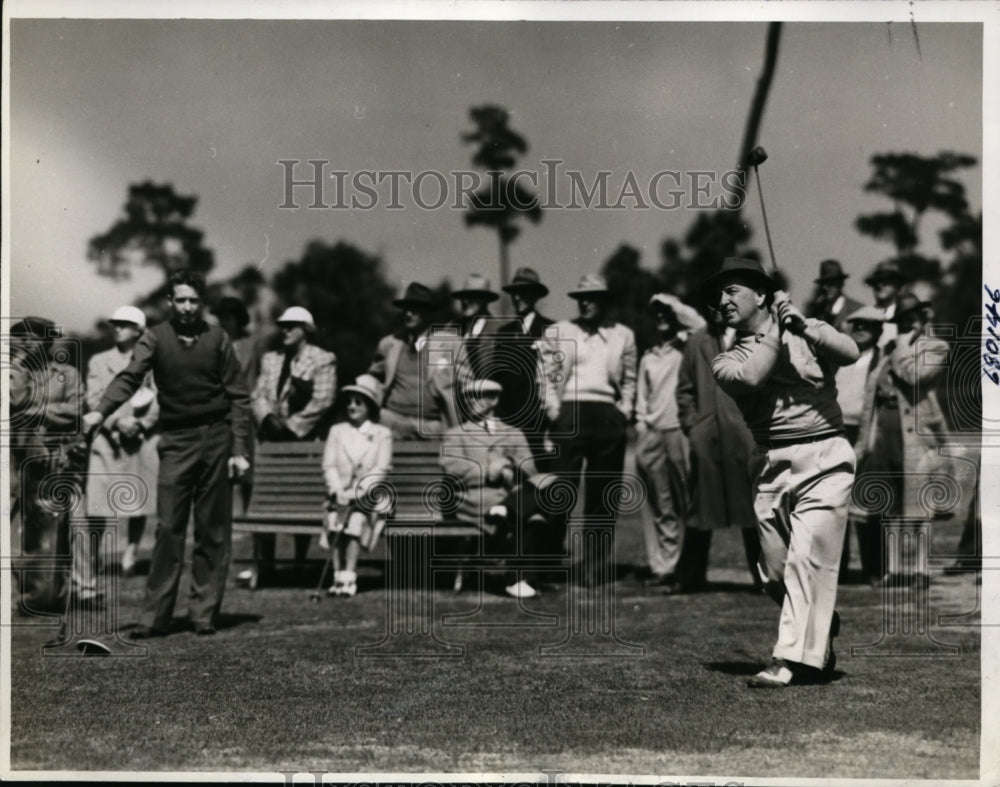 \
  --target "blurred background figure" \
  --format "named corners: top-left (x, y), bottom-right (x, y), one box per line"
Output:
top-left (213, 296), bottom-right (259, 391)
top-left (675, 310), bottom-right (762, 594)
top-left (835, 306), bottom-right (885, 586)
top-left (540, 274), bottom-right (636, 586)
top-left (213, 296), bottom-right (258, 519)
top-left (634, 293), bottom-right (704, 587)
top-left (805, 259), bottom-right (862, 333)
top-left (369, 282), bottom-right (459, 439)
top-left (864, 260), bottom-right (904, 349)
top-left (451, 274), bottom-right (508, 425)
top-left (243, 306), bottom-right (336, 587)
top-left (855, 293), bottom-right (947, 589)
top-left (10, 317), bottom-right (86, 612)
top-left (321, 375), bottom-right (393, 598)
top-left (494, 267), bottom-right (554, 466)
top-left (84, 305), bottom-right (159, 581)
